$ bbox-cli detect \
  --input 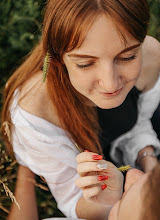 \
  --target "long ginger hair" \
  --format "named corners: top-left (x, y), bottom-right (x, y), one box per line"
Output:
top-left (1, 0), bottom-right (150, 156)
